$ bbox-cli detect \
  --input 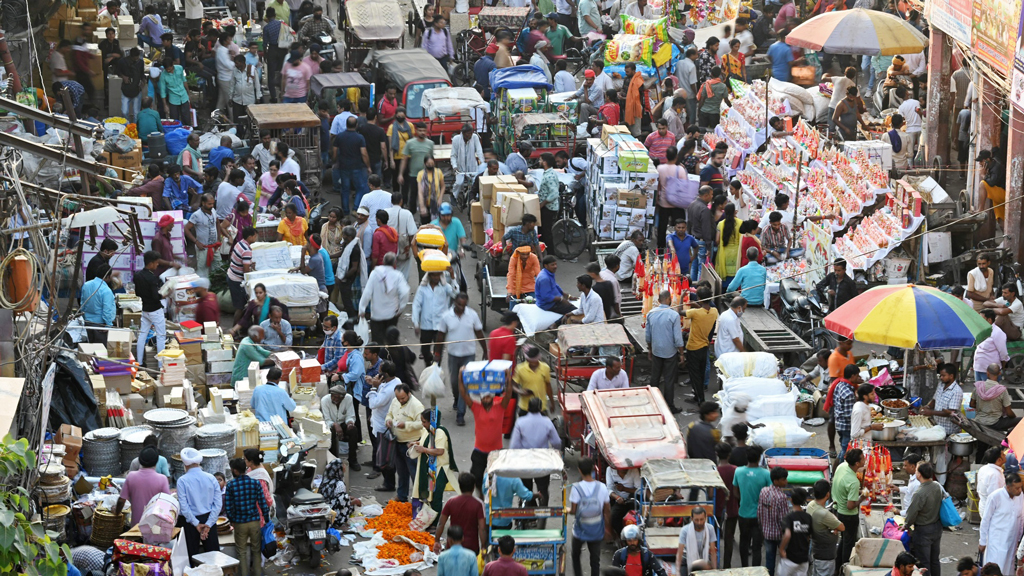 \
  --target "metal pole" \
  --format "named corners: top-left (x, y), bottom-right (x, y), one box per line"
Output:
top-left (791, 150), bottom-right (803, 251)
top-left (967, 65), bottom-right (981, 210)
